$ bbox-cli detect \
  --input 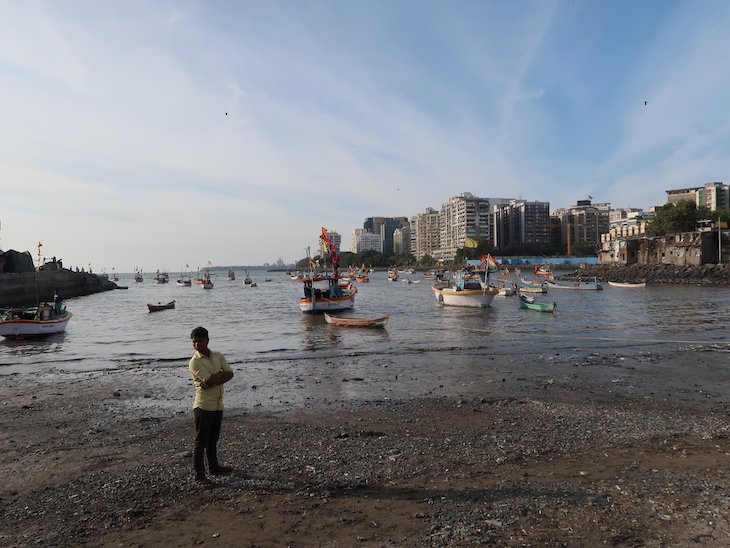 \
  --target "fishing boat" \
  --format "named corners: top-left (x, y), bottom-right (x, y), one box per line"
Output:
top-left (243, 270), bottom-right (252, 285)
top-left (493, 283), bottom-right (517, 296)
top-left (516, 279), bottom-right (549, 293)
top-left (424, 269), bottom-right (445, 281)
top-left (387, 268), bottom-right (398, 282)
top-left (547, 278), bottom-right (603, 290)
top-left (608, 281), bottom-right (647, 288)
top-left (155, 270), bottom-right (169, 284)
top-left (299, 228), bottom-right (357, 313)
top-left (227, 270), bottom-right (236, 281)
top-left (200, 272), bottom-right (213, 289)
top-left (0, 306), bottom-right (72, 339)
top-left (110, 268), bottom-right (119, 282)
top-left (324, 313), bottom-right (389, 328)
top-left (432, 257), bottom-right (500, 308)
top-left (134, 269), bottom-right (143, 283)
top-left (519, 293), bottom-right (556, 313)
top-left (147, 300), bottom-right (175, 312)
